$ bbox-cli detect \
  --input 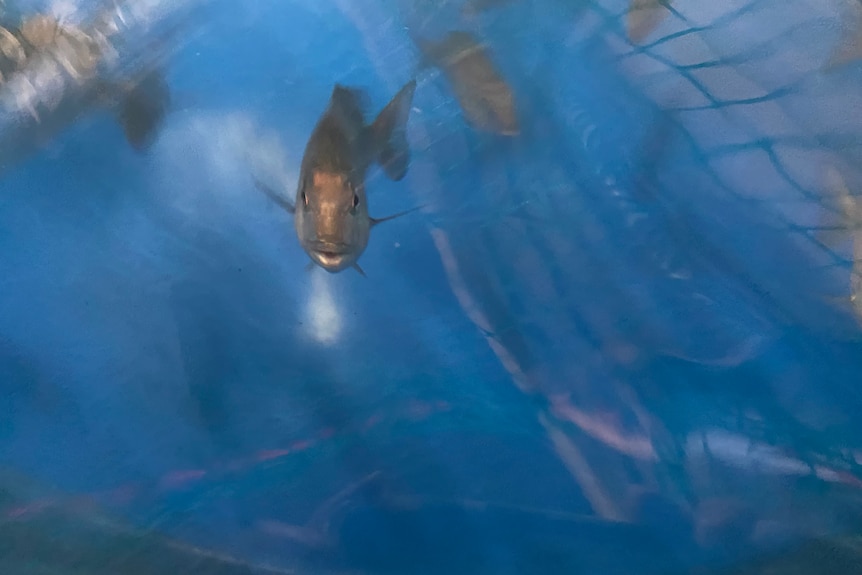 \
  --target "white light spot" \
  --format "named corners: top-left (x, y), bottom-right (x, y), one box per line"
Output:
top-left (304, 272), bottom-right (341, 346)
